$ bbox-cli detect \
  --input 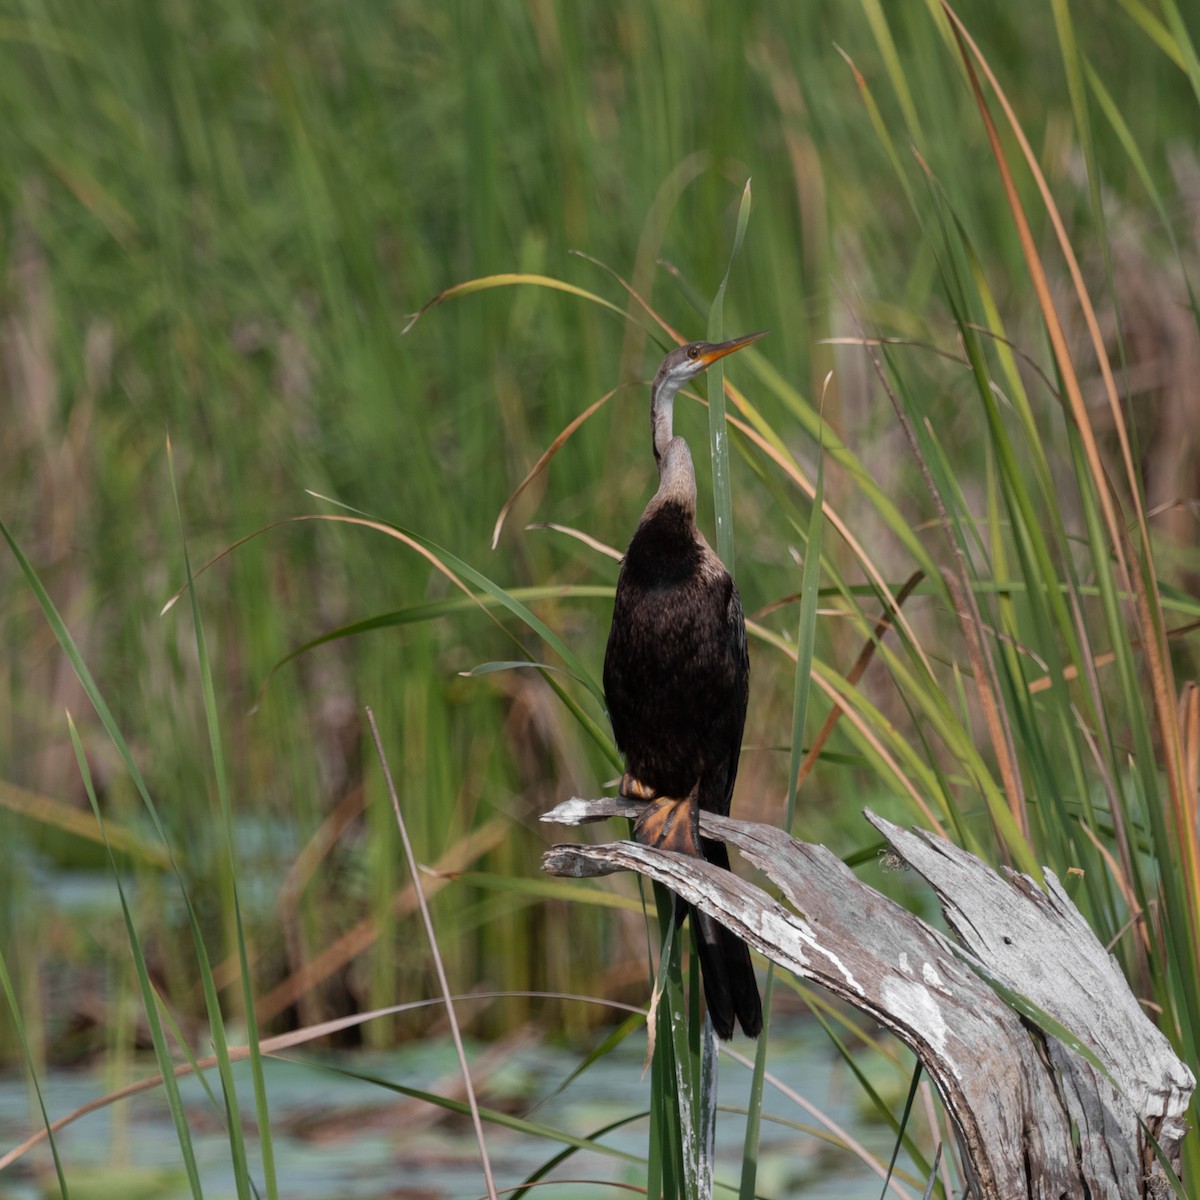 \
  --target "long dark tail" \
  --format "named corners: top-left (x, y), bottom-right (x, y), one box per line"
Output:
top-left (682, 838), bottom-right (762, 1039)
